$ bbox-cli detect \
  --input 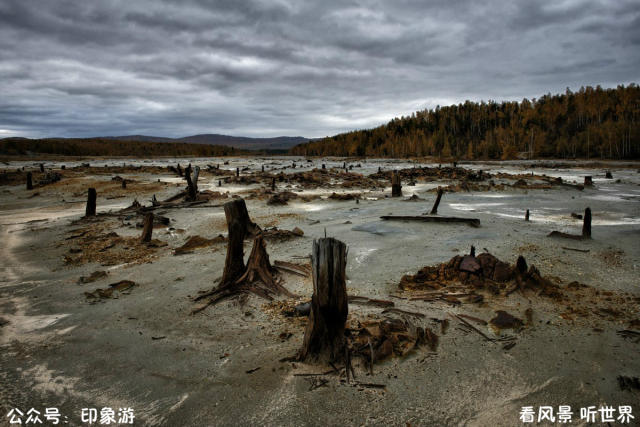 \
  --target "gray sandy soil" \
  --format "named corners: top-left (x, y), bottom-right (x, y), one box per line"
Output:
top-left (1, 157), bottom-right (639, 426)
